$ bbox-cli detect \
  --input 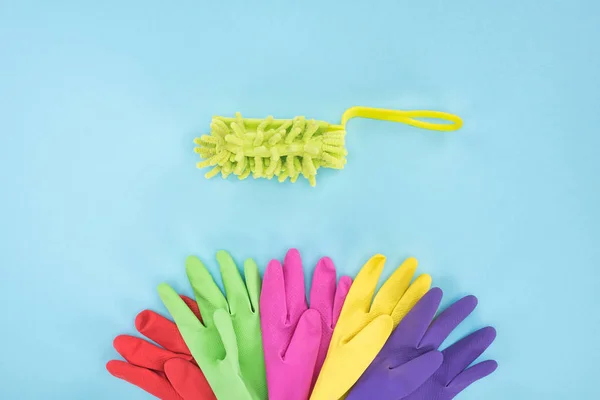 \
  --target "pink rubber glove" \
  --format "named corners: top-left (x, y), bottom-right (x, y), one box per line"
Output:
top-left (260, 249), bottom-right (352, 400)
